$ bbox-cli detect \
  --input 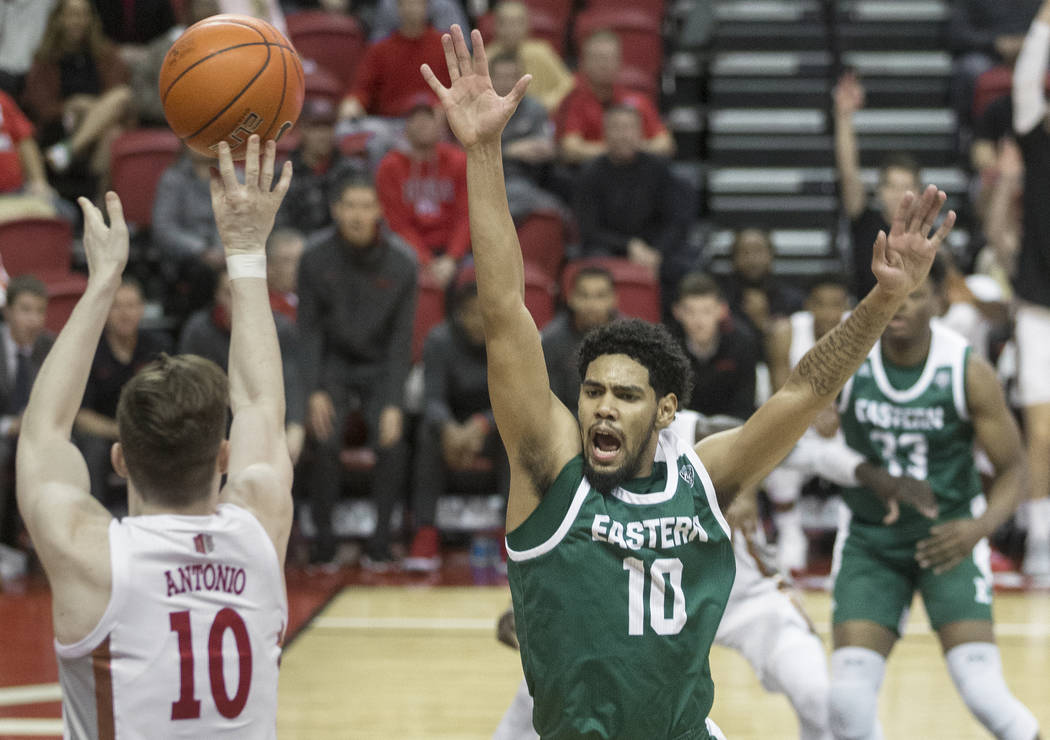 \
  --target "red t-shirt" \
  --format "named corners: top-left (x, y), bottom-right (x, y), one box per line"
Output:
top-left (375, 141), bottom-right (470, 263)
top-left (349, 28), bottom-right (450, 117)
top-left (556, 76), bottom-right (666, 142)
top-left (0, 91), bottom-right (34, 193)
